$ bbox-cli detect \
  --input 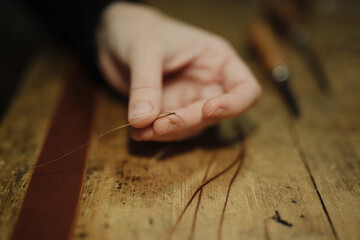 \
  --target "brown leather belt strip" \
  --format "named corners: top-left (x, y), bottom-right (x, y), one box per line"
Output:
top-left (11, 69), bottom-right (96, 240)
